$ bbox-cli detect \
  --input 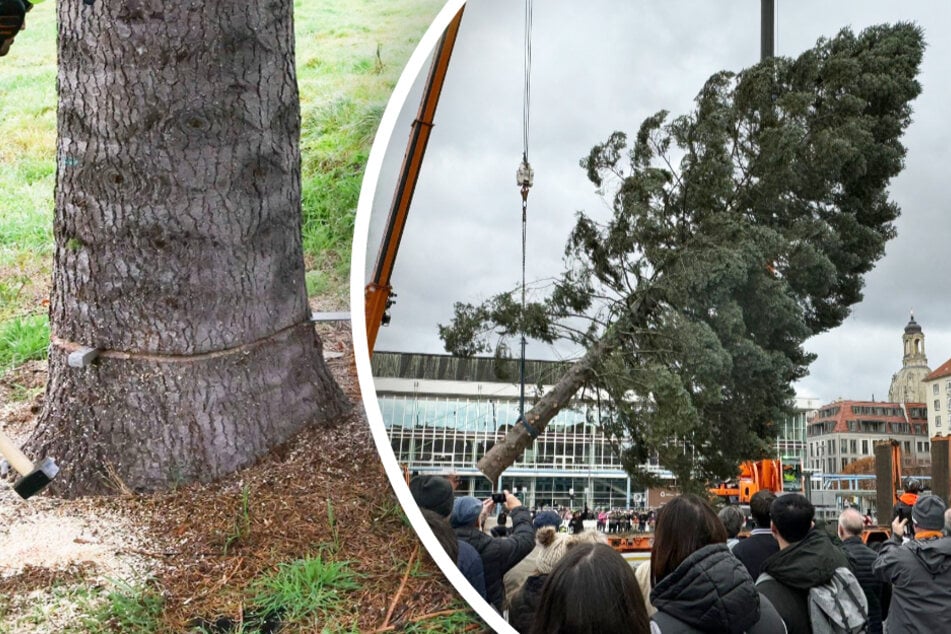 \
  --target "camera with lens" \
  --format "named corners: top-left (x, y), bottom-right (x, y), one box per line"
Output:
top-left (492, 492), bottom-right (507, 504)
